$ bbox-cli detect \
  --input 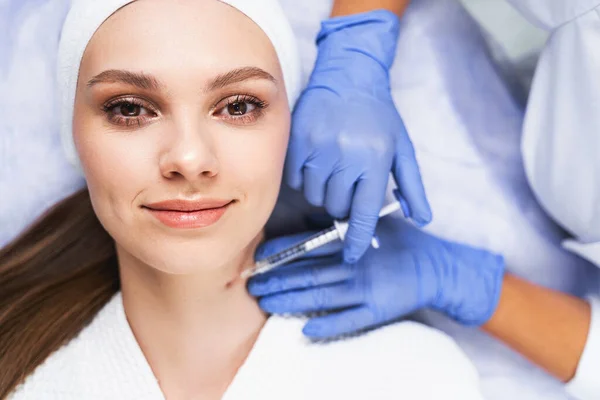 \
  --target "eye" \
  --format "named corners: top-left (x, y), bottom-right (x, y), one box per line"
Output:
top-left (215, 94), bottom-right (268, 124)
top-left (102, 97), bottom-right (158, 127)
top-left (108, 100), bottom-right (151, 118)
top-left (226, 101), bottom-right (253, 116)
top-left (118, 102), bottom-right (144, 117)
